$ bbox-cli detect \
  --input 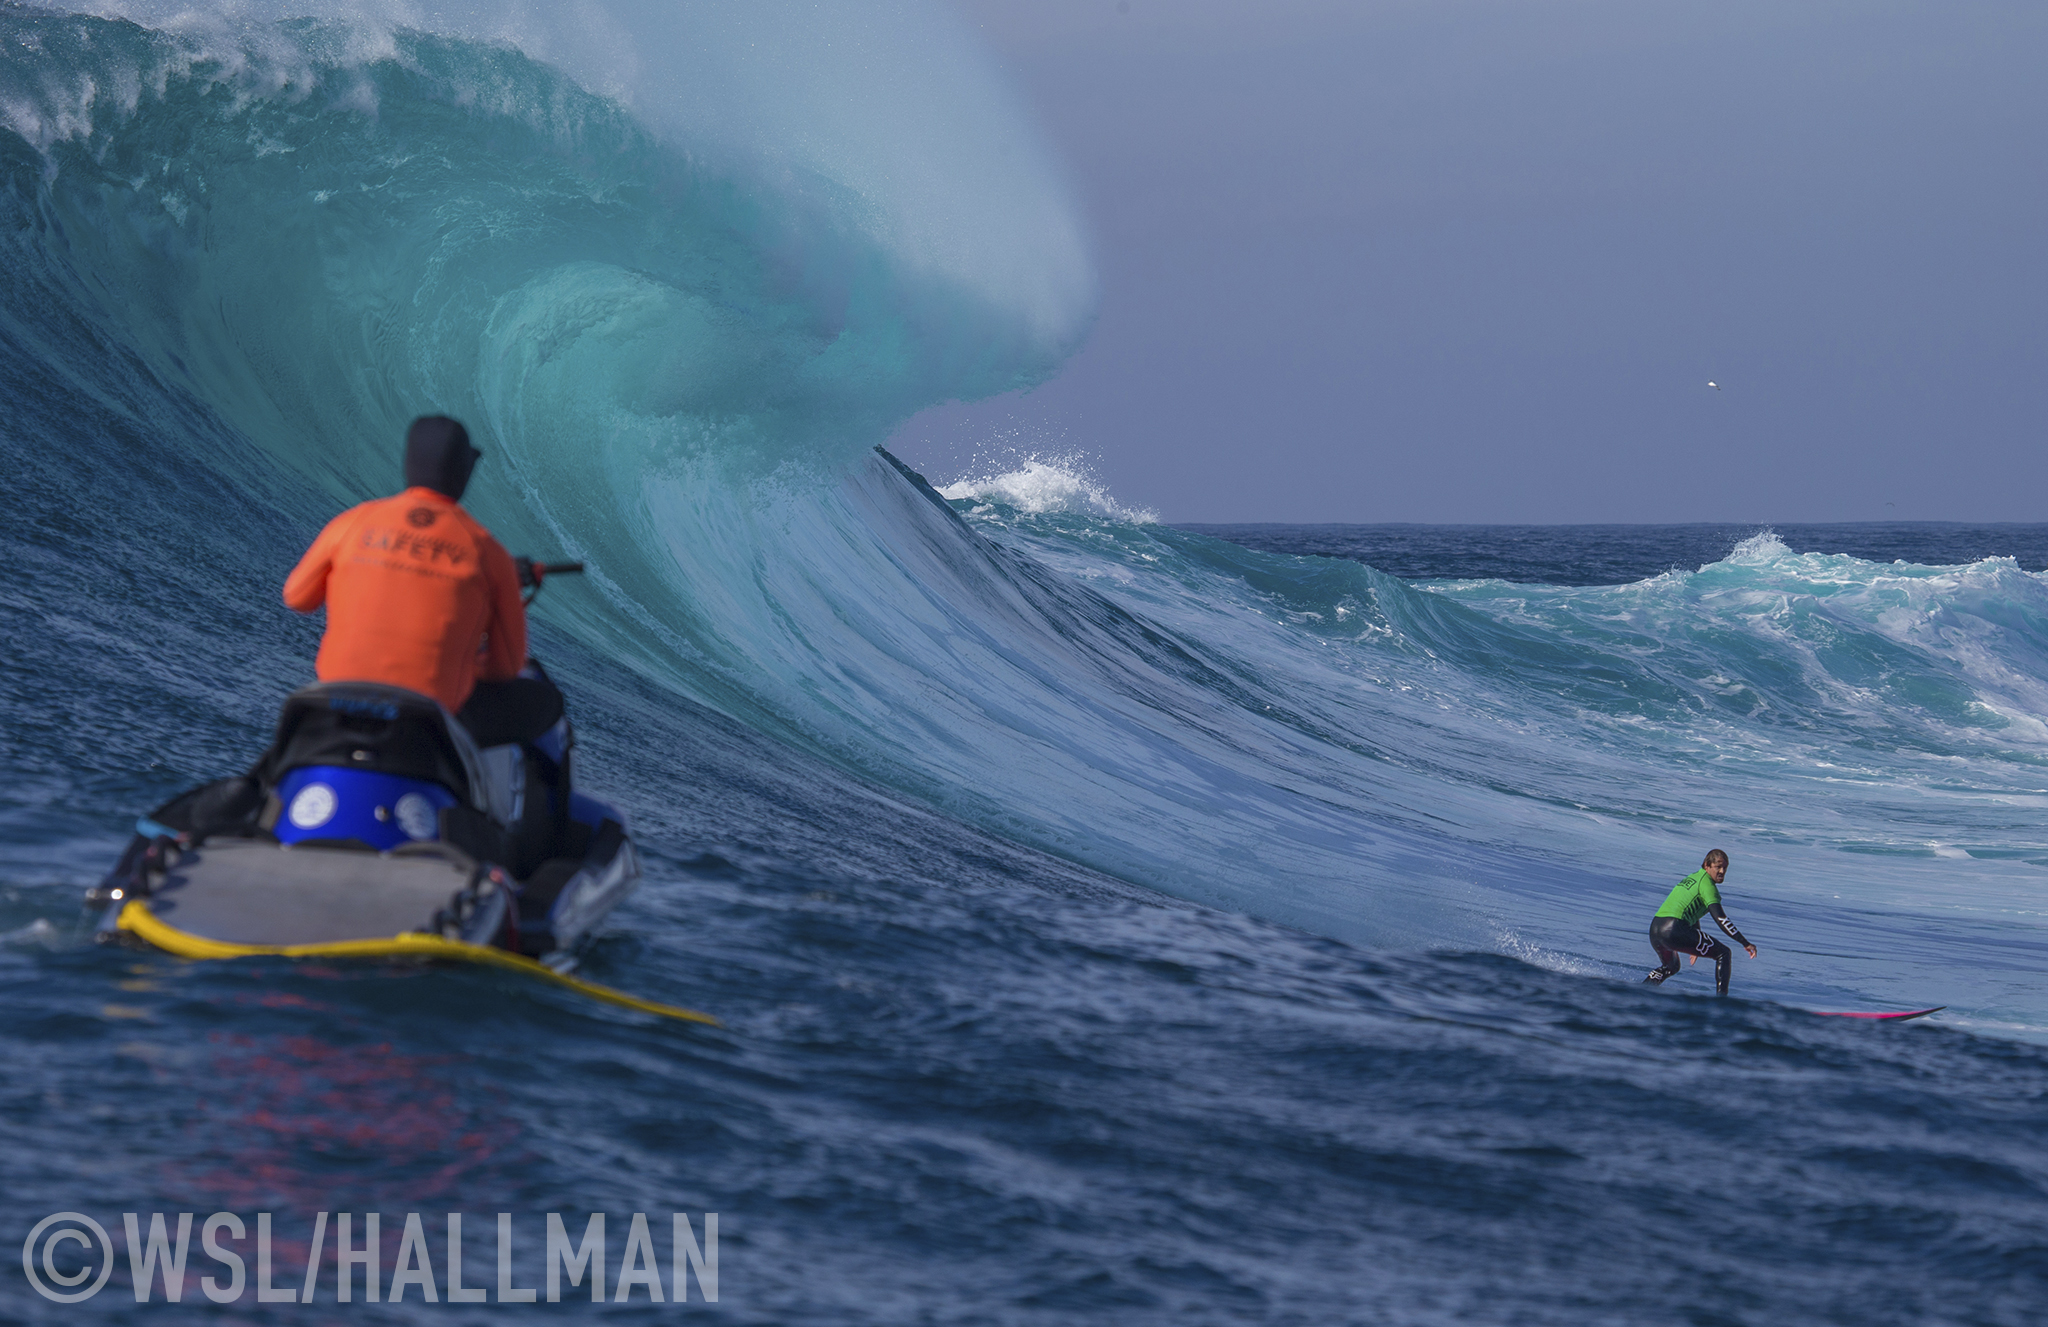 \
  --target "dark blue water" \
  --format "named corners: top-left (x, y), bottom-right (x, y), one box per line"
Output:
top-left (5, 8), bottom-right (2048, 1323)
